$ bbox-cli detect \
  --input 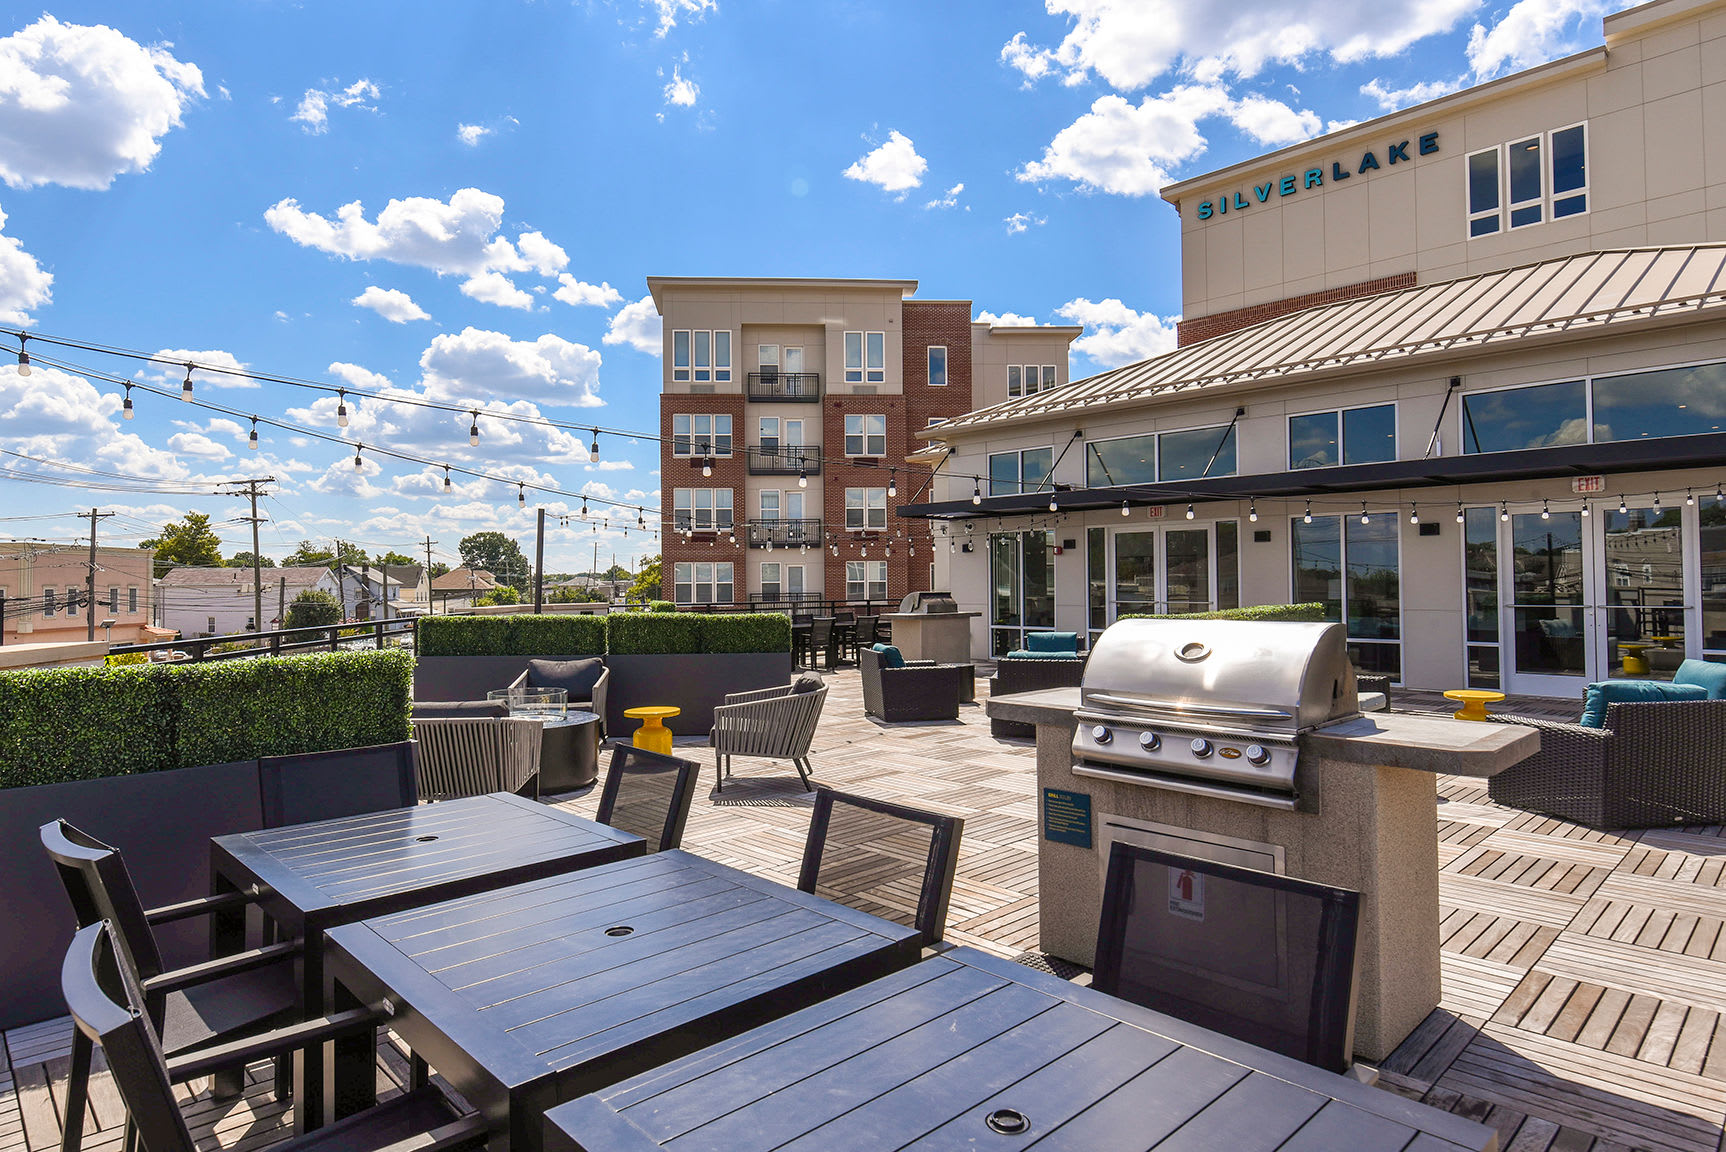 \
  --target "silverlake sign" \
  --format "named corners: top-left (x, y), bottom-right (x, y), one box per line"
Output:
top-left (1196, 131), bottom-right (1440, 220)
